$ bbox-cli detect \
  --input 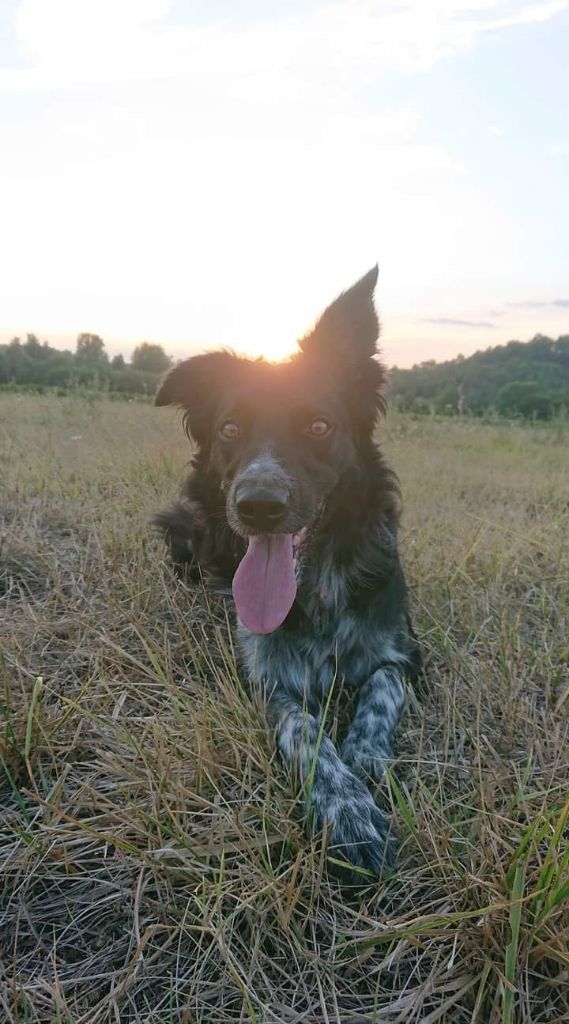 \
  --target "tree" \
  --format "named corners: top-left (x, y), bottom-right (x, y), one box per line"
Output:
top-left (75, 334), bottom-right (108, 364)
top-left (131, 342), bottom-right (171, 375)
top-left (4, 338), bottom-right (32, 383)
top-left (496, 380), bottom-right (552, 420)
top-left (389, 334), bottom-right (568, 417)
top-left (111, 353), bottom-right (125, 369)
top-left (23, 333), bottom-right (43, 359)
